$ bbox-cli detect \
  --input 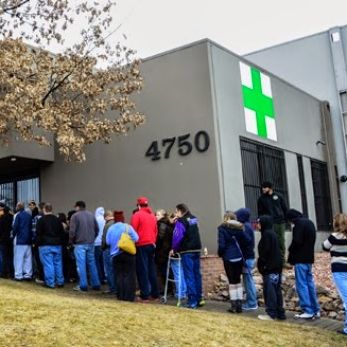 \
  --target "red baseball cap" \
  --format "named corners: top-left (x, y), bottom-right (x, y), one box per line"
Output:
top-left (137, 196), bottom-right (149, 205)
